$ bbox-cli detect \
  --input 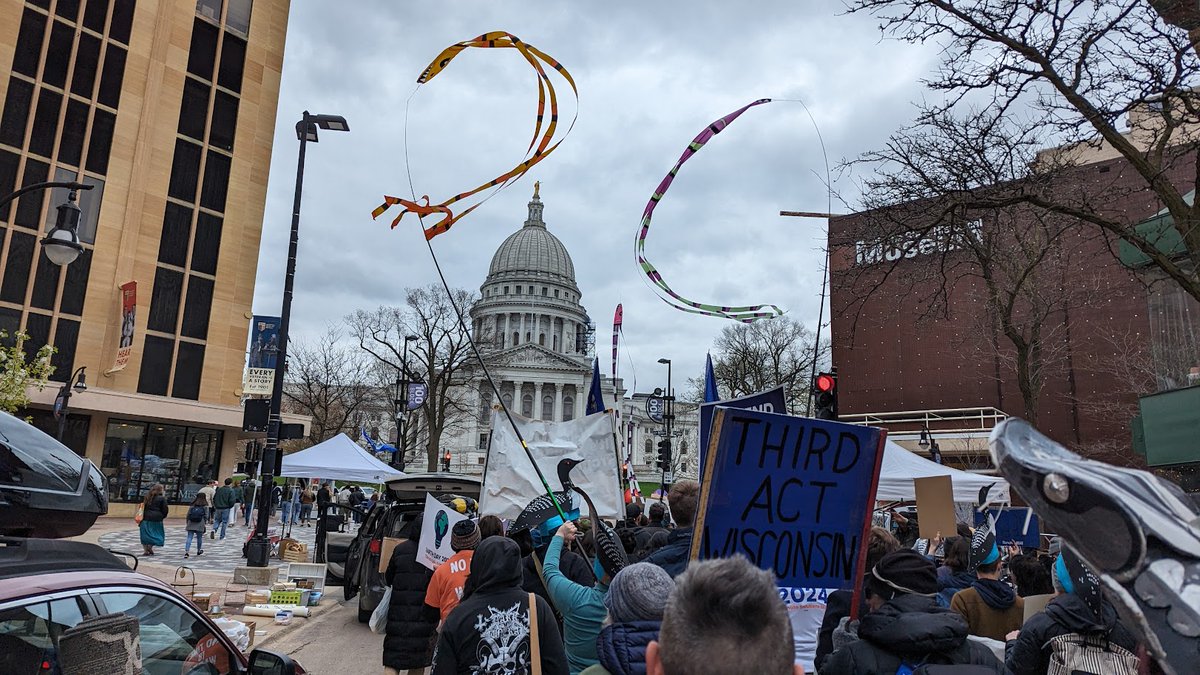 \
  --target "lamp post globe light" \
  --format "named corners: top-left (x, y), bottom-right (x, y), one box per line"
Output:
top-left (246, 111), bottom-right (349, 568)
top-left (0, 181), bottom-right (93, 267)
